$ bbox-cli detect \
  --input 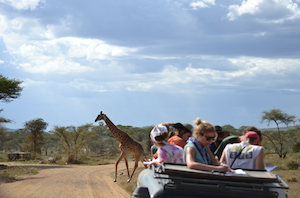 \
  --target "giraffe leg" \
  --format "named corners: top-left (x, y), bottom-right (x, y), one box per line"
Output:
top-left (115, 153), bottom-right (125, 182)
top-left (127, 155), bottom-right (139, 183)
top-left (139, 155), bottom-right (147, 168)
top-left (124, 157), bottom-right (130, 180)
